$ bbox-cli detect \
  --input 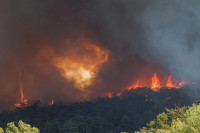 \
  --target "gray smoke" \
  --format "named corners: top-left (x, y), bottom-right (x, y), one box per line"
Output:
top-left (140, 0), bottom-right (200, 82)
top-left (0, 0), bottom-right (200, 111)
